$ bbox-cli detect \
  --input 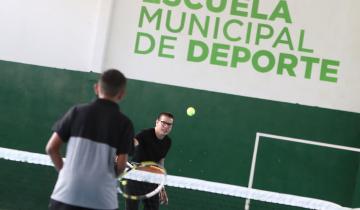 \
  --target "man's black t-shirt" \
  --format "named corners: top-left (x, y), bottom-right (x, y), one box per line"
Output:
top-left (132, 128), bottom-right (171, 163)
